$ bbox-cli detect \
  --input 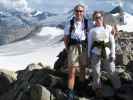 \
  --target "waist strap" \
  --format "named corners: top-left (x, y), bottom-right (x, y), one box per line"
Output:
top-left (68, 38), bottom-right (87, 48)
top-left (92, 41), bottom-right (110, 59)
